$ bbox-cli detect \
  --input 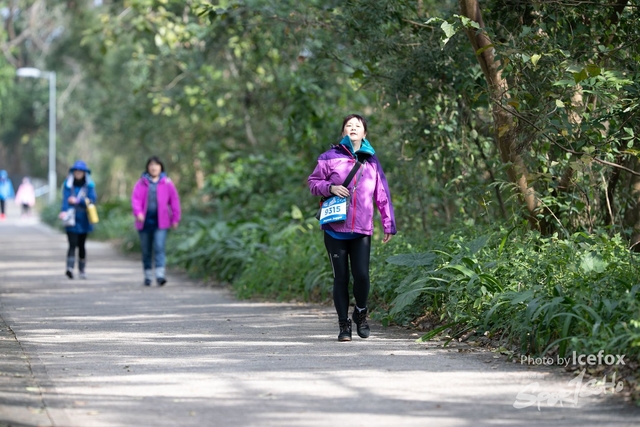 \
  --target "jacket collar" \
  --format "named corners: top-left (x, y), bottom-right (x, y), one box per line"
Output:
top-left (141, 172), bottom-right (167, 185)
top-left (339, 135), bottom-right (376, 157)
